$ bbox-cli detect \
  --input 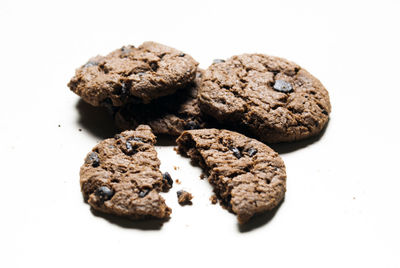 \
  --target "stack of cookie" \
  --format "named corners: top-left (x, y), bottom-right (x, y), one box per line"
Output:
top-left (69, 41), bottom-right (331, 224)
